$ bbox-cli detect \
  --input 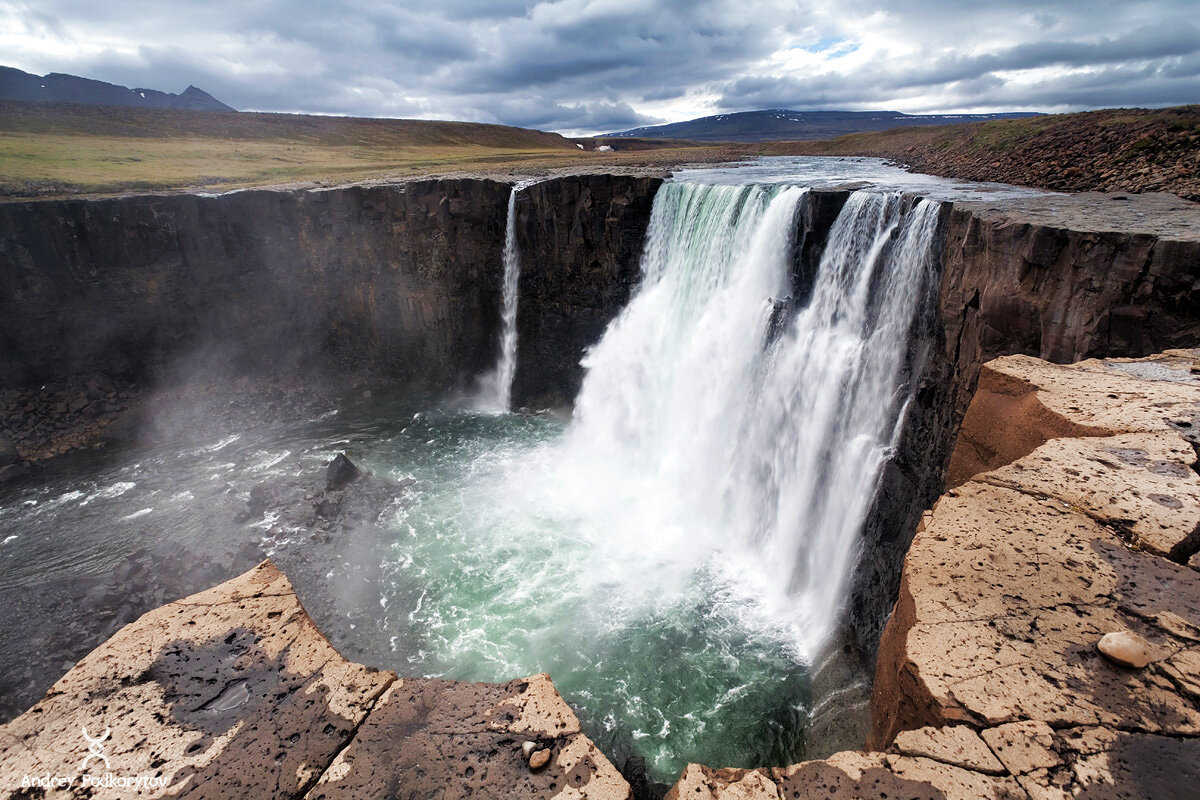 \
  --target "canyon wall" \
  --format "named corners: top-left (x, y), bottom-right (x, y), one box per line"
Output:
top-left (0, 176), bottom-right (663, 402)
top-left (2, 178), bottom-right (1197, 665)
top-left (847, 191), bottom-right (1200, 660)
top-left (0, 181), bottom-right (510, 390)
